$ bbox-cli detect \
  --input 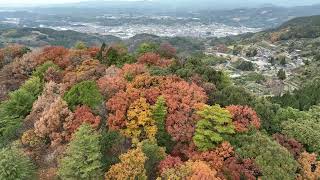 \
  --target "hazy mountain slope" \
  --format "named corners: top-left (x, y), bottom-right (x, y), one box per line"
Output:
top-left (0, 27), bottom-right (121, 48)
